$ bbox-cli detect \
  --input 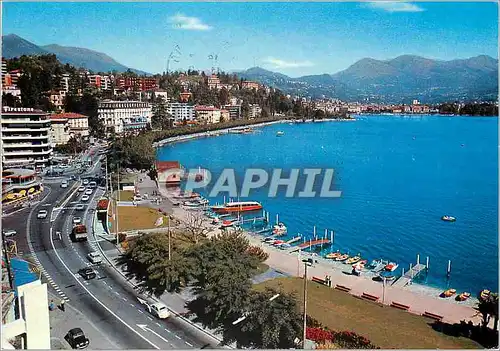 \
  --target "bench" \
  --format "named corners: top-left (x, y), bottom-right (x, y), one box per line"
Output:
top-left (361, 292), bottom-right (379, 302)
top-left (422, 311), bottom-right (443, 321)
top-left (312, 276), bottom-right (327, 285)
top-left (335, 284), bottom-right (351, 293)
top-left (391, 301), bottom-right (410, 311)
